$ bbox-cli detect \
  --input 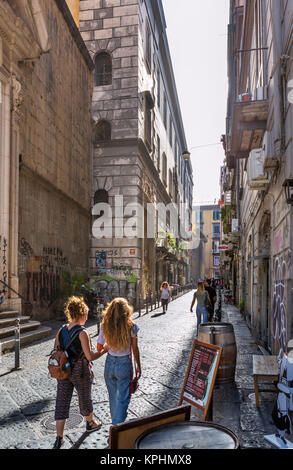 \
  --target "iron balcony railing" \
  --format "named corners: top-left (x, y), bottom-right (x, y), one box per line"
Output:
top-left (233, 47), bottom-right (269, 103)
